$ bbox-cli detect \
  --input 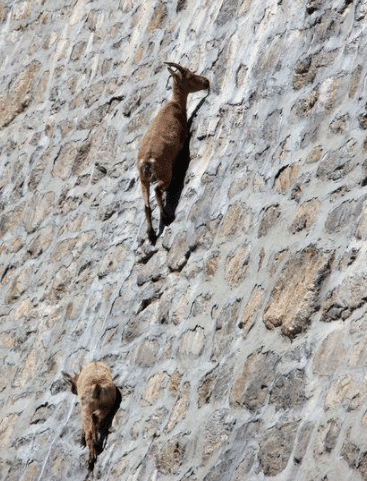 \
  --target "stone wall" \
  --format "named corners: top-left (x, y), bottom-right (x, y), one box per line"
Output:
top-left (1, 0), bottom-right (367, 479)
